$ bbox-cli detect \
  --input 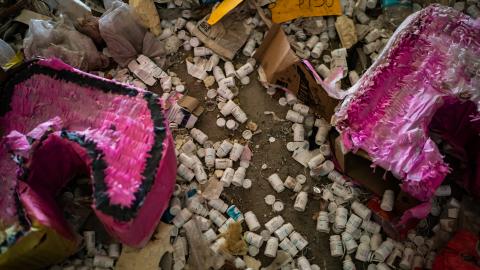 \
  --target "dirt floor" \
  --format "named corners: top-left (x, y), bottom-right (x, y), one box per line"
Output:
top-left (165, 54), bottom-right (344, 269)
